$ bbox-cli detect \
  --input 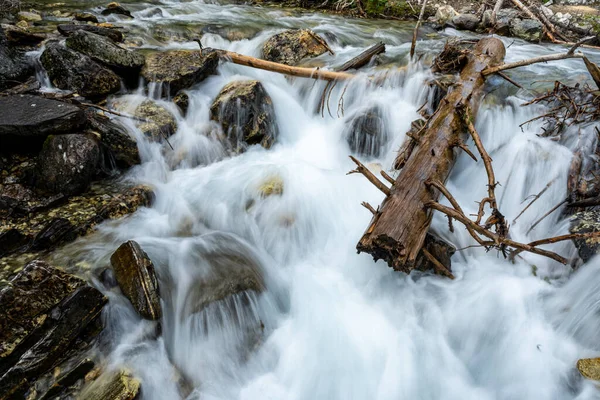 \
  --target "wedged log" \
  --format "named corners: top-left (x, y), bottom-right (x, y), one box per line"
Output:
top-left (337, 42), bottom-right (385, 71)
top-left (357, 37), bottom-right (506, 273)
